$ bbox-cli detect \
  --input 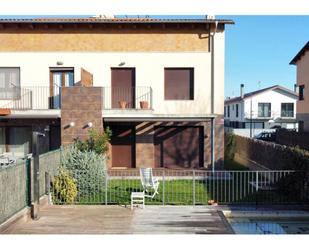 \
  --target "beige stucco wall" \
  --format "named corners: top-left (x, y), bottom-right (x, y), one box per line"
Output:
top-left (0, 49), bottom-right (225, 116)
top-left (296, 50), bottom-right (309, 114)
